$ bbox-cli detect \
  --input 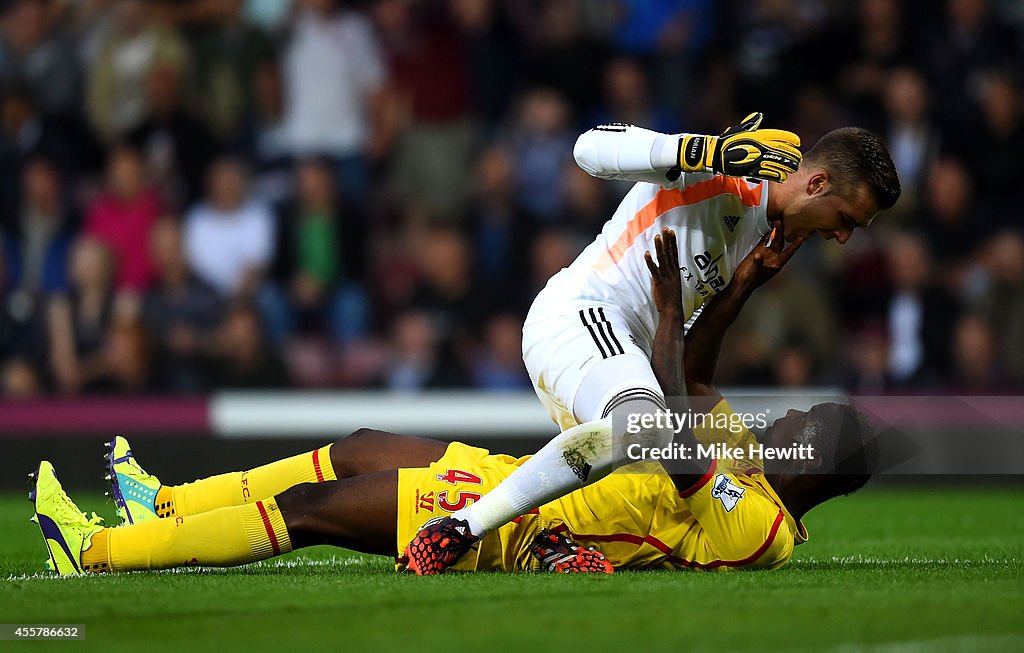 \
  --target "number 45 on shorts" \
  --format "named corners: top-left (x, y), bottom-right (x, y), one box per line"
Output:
top-left (435, 469), bottom-right (482, 512)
